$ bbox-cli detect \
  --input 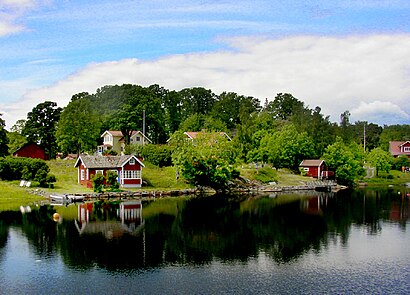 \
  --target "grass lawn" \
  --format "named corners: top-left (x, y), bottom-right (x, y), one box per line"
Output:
top-left (359, 170), bottom-right (410, 186)
top-left (0, 181), bottom-right (45, 211)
